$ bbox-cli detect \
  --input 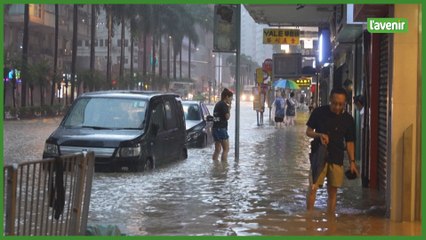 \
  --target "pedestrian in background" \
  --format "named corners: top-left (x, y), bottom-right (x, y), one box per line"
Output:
top-left (309, 96), bottom-right (316, 113)
top-left (305, 88), bottom-right (359, 214)
top-left (273, 91), bottom-right (285, 128)
top-left (353, 95), bottom-right (365, 128)
top-left (212, 88), bottom-right (233, 162)
top-left (286, 92), bottom-right (296, 126)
